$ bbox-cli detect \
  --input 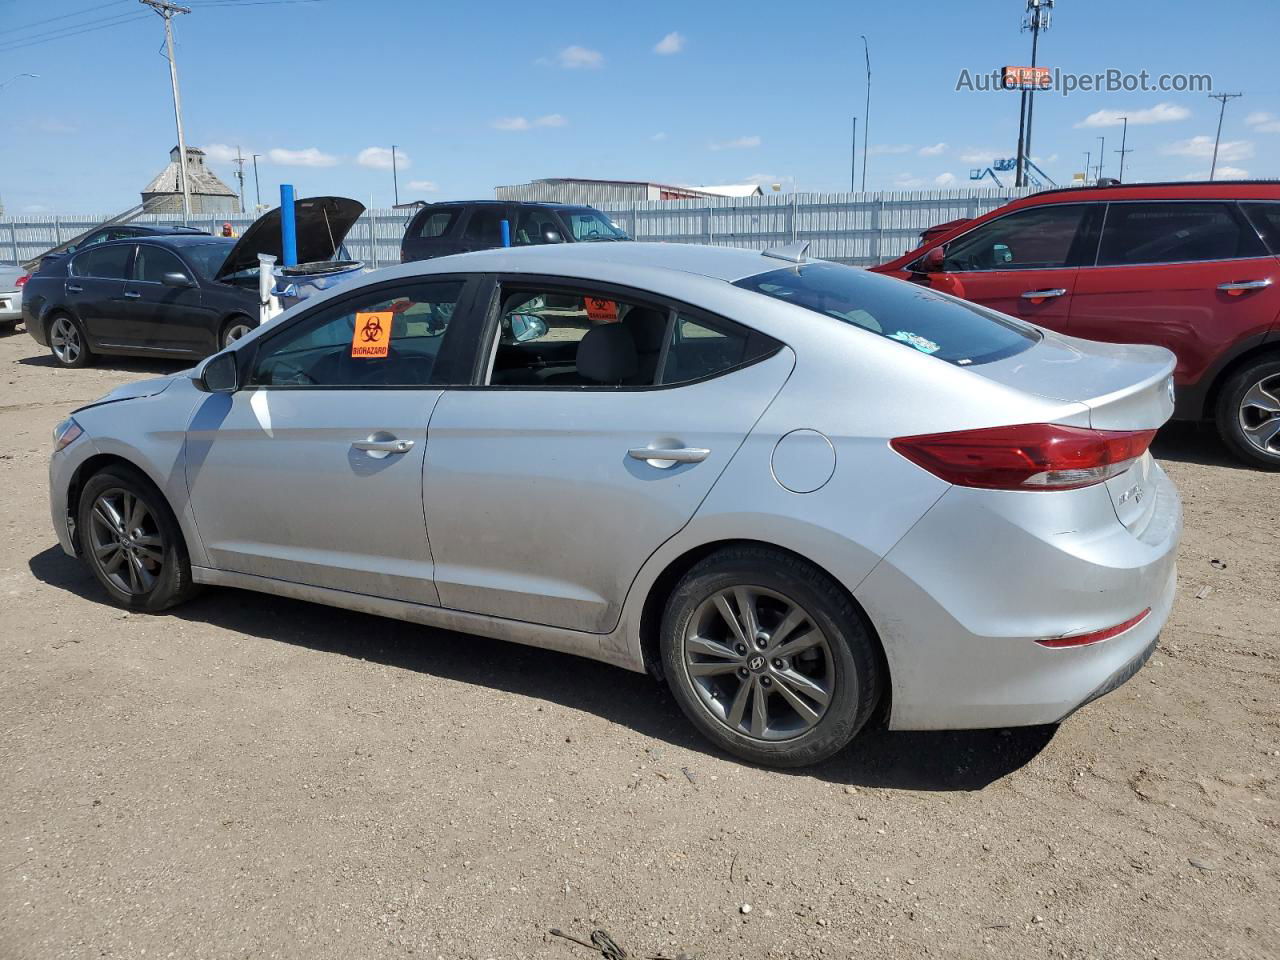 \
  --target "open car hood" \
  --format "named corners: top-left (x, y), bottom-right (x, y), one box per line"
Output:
top-left (214, 196), bottom-right (364, 281)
